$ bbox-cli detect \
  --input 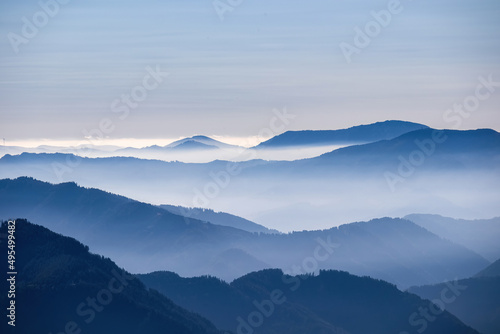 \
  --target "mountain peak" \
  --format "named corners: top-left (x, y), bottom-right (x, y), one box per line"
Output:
top-left (164, 135), bottom-right (240, 150)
